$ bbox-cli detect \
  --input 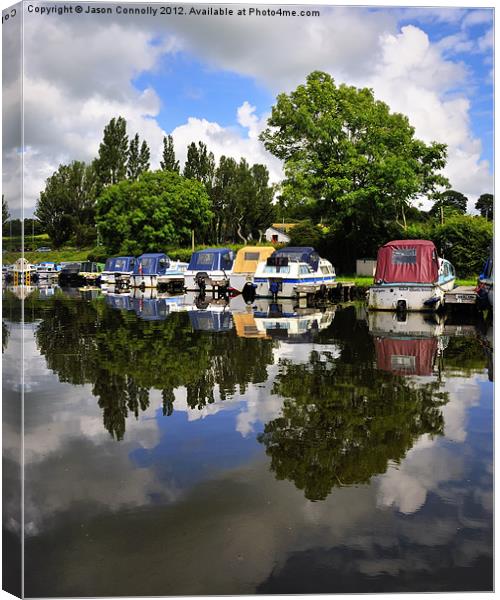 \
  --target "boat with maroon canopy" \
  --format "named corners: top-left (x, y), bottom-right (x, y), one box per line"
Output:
top-left (367, 239), bottom-right (455, 312)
